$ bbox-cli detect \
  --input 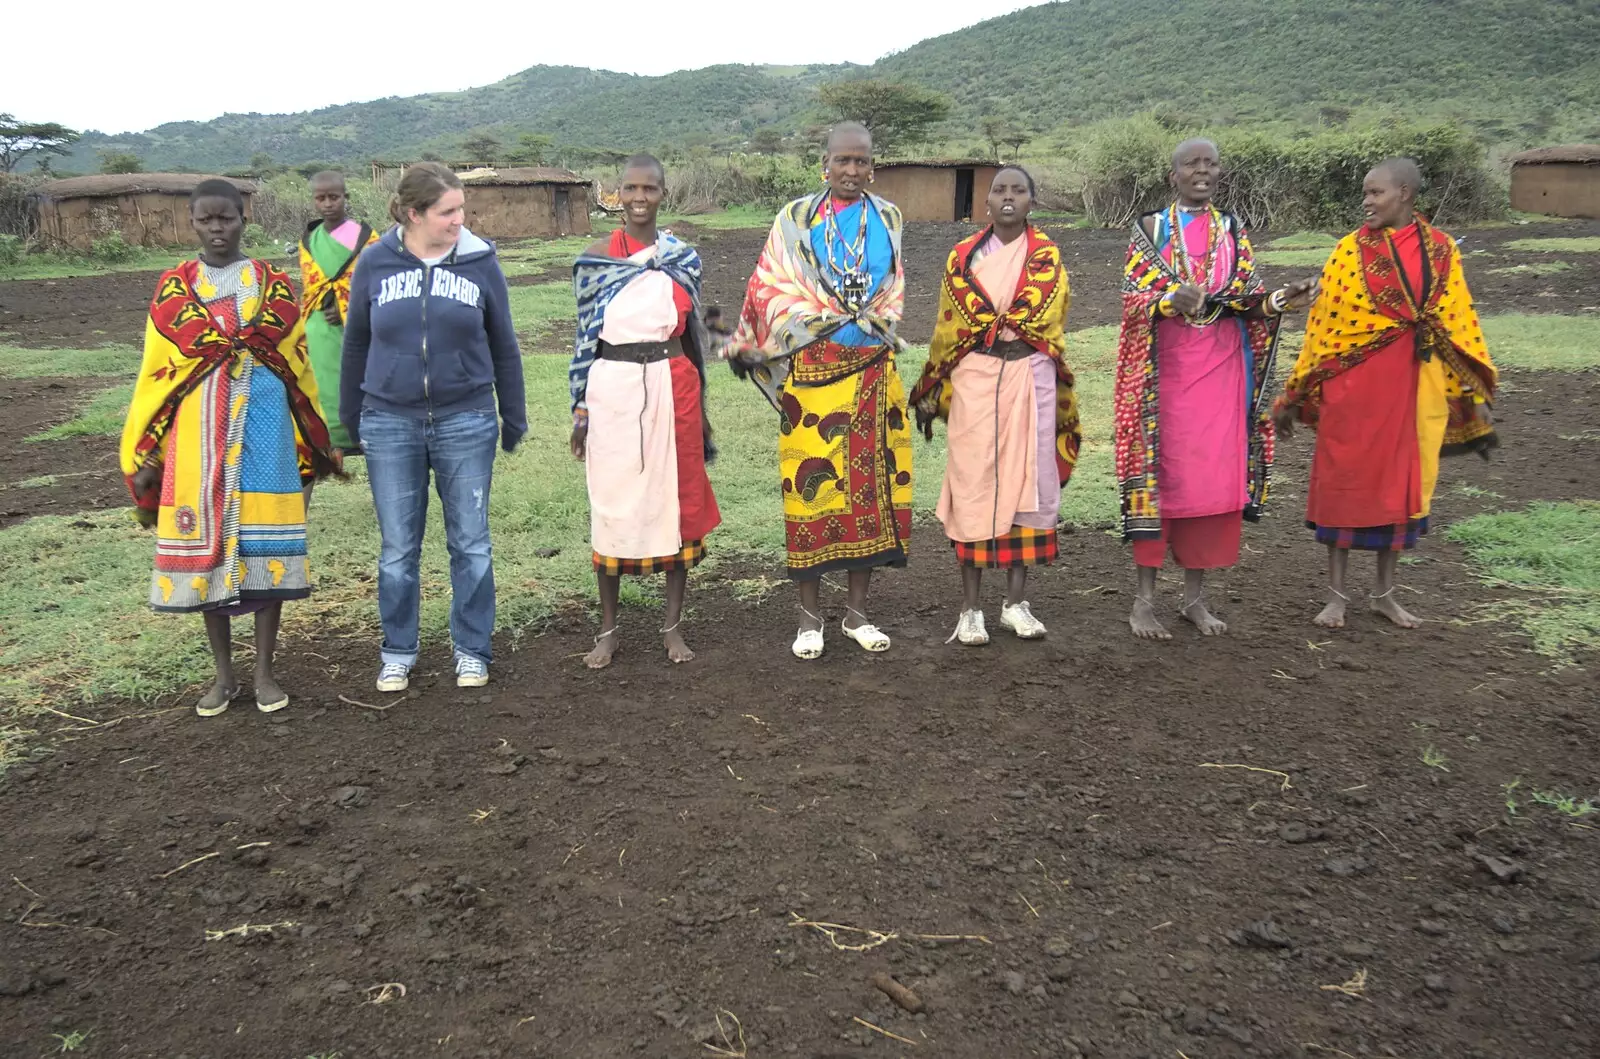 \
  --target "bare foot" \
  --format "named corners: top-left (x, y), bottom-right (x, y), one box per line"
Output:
top-left (254, 675), bottom-right (289, 712)
top-left (1129, 597), bottom-right (1172, 640)
top-left (1314, 591), bottom-right (1348, 629)
top-left (195, 681), bottom-right (237, 717)
top-left (1370, 591), bottom-right (1422, 628)
top-left (1180, 597), bottom-right (1228, 636)
top-left (584, 629), bottom-right (619, 669)
top-left (664, 627), bottom-right (695, 664)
